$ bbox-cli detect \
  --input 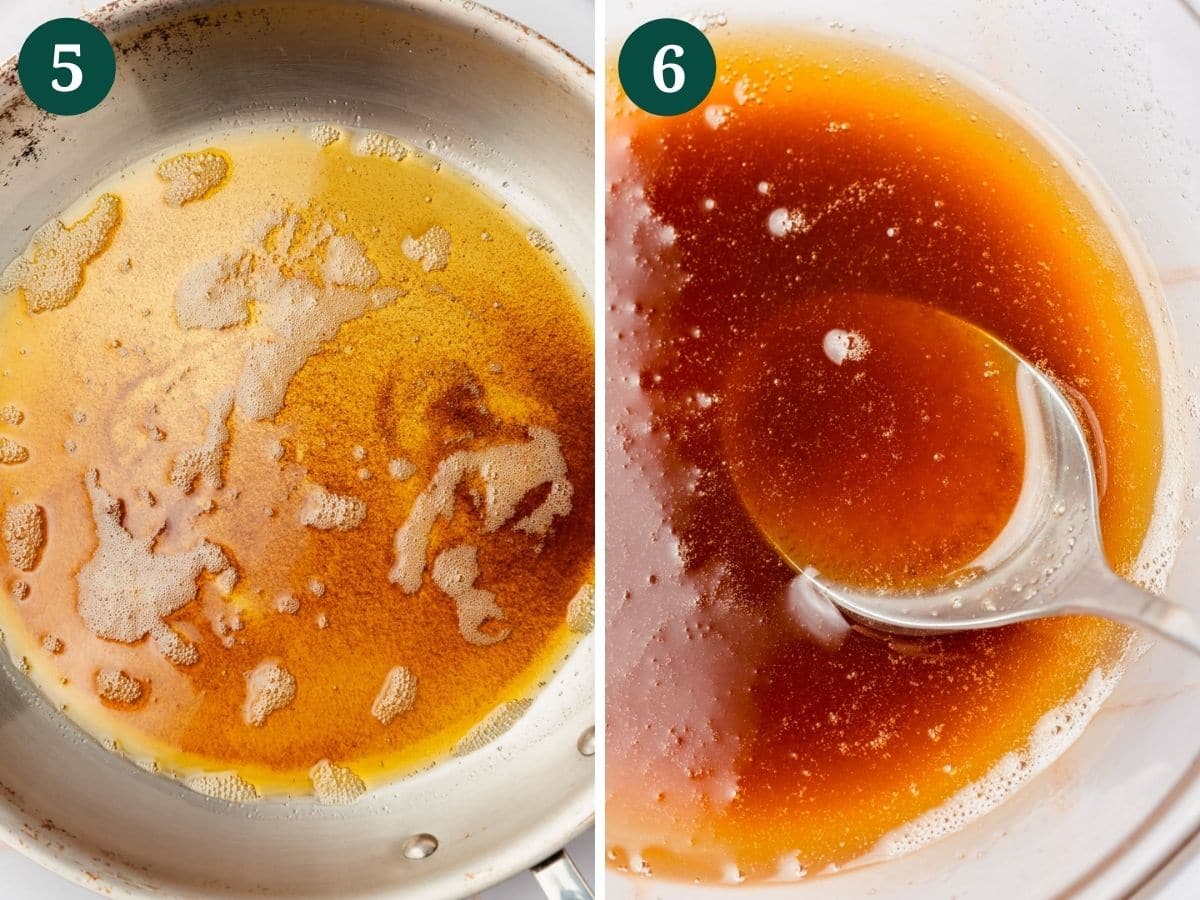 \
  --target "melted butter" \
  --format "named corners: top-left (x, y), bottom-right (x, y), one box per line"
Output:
top-left (0, 126), bottom-right (594, 798)
top-left (722, 293), bottom-right (1029, 590)
top-left (606, 33), bottom-right (1161, 881)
